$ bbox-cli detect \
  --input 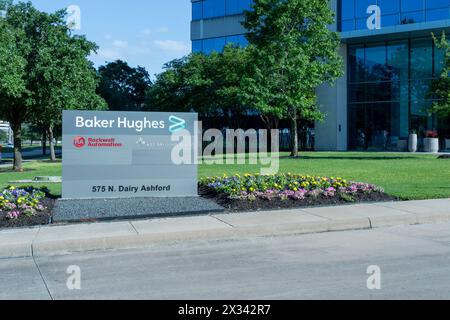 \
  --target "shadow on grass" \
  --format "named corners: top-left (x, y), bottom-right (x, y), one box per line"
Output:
top-left (280, 155), bottom-right (422, 161)
top-left (0, 167), bottom-right (37, 173)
